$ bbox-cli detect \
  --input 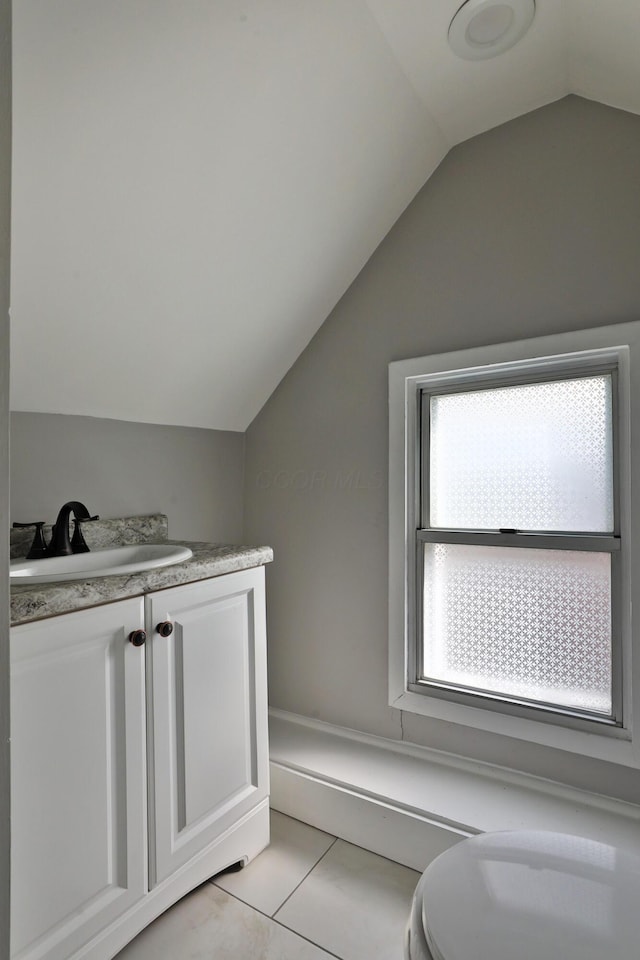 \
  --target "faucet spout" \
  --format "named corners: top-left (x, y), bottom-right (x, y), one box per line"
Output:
top-left (48, 501), bottom-right (99, 557)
